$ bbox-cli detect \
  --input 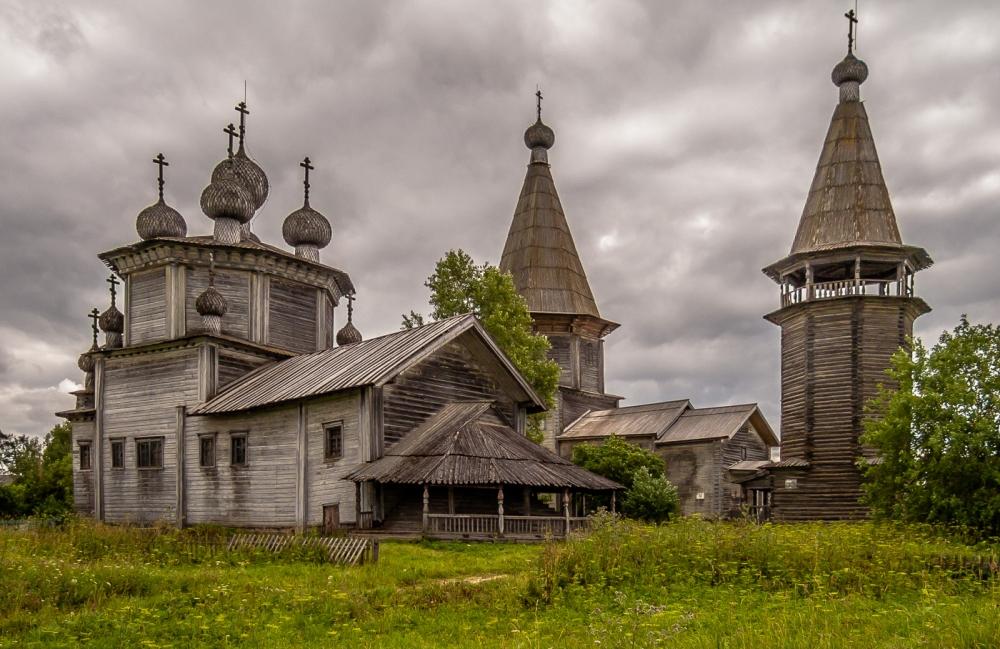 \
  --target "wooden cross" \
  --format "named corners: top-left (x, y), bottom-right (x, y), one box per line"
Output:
top-left (235, 101), bottom-right (249, 144)
top-left (300, 157), bottom-right (314, 203)
top-left (88, 308), bottom-right (100, 345)
top-left (346, 293), bottom-right (355, 322)
top-left (223, 123), bottom-right (238, 157)
top-left (845, 9), bottom-right (858, 53)
top-left (535, 87), bottom-right (543, 120)
top-left (107, 274), bottom-right (120, 306)
top-left (153, 153), bottom-right (168, 200)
